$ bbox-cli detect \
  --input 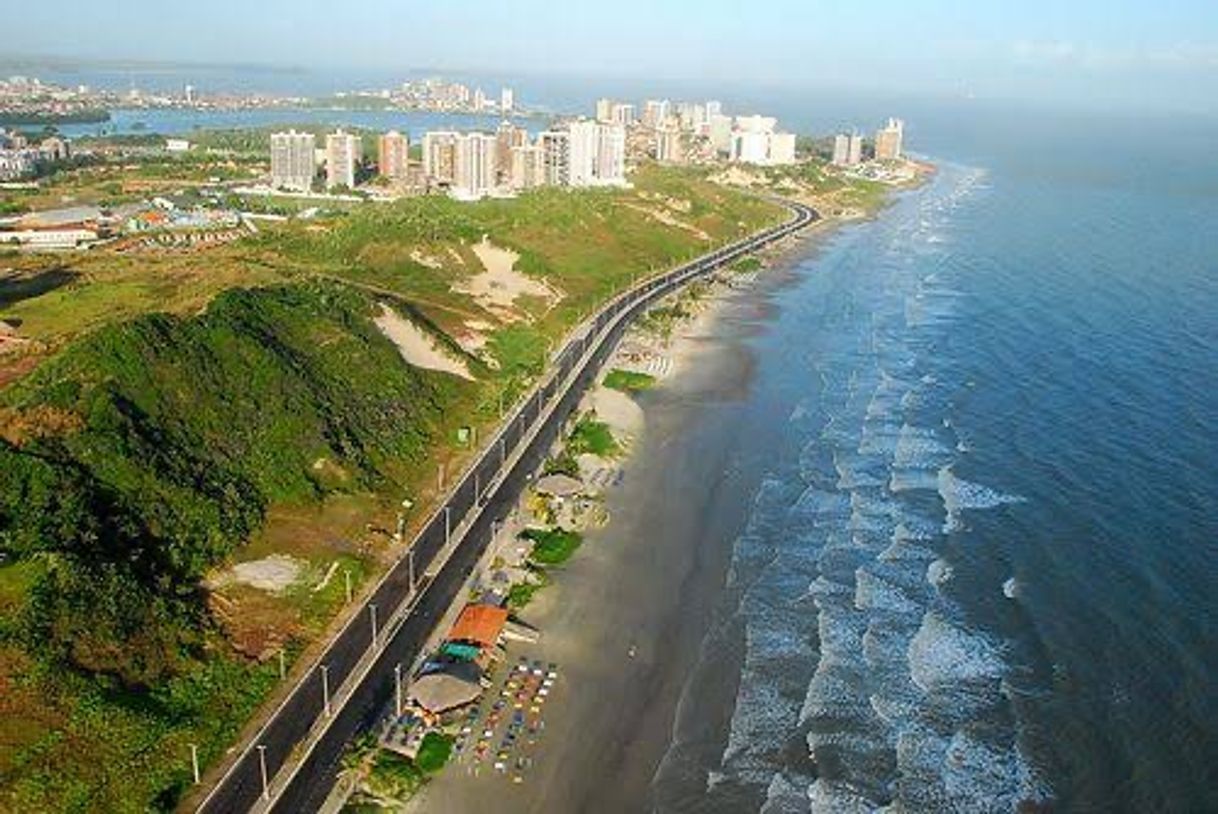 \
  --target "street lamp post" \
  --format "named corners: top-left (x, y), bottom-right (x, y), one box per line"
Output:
top-left (444, 505), bottom-right (452, 543)
top-left (369, 604), bottom-right (378, 648)
top-left (321, 665), bottom-right (332, 718)
top-left (394, 663), bottom-right (403, 717)
top-left (190, 743), bottom-right (200, 785)
top-left (257, 744), bottom-right (269, 801)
